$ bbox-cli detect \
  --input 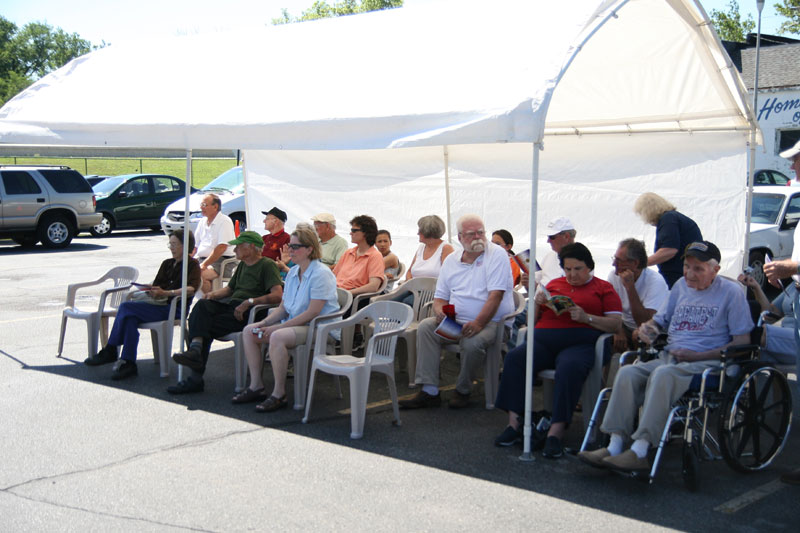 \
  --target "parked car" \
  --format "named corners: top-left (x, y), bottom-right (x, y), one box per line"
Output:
top-left (0, 165), bottom-right (101, 248)
top-left (90, 173), bottom-right (197, 237)
top-left (85, 175), bottom-right (111, 187)
top-left (754, 169), bottom-right (792, 186)
top-left (160, 166), bottom-right (246, 234)
top-left (748, 185), bottom-right (800, 289)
